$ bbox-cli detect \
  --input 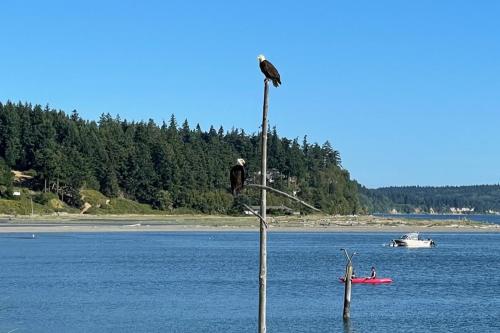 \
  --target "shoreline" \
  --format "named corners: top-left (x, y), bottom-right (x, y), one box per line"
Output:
top-left (1, 214), bottom-right (498, 233)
